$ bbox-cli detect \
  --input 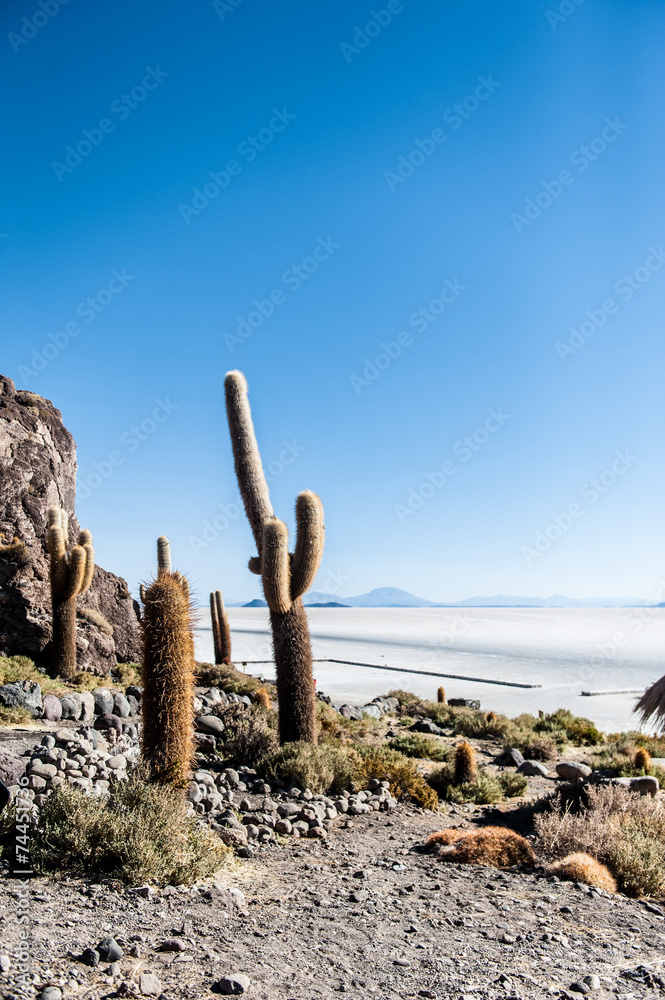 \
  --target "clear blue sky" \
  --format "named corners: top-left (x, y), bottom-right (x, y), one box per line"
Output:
top-left (2, 0), bottom-right (663, 604)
